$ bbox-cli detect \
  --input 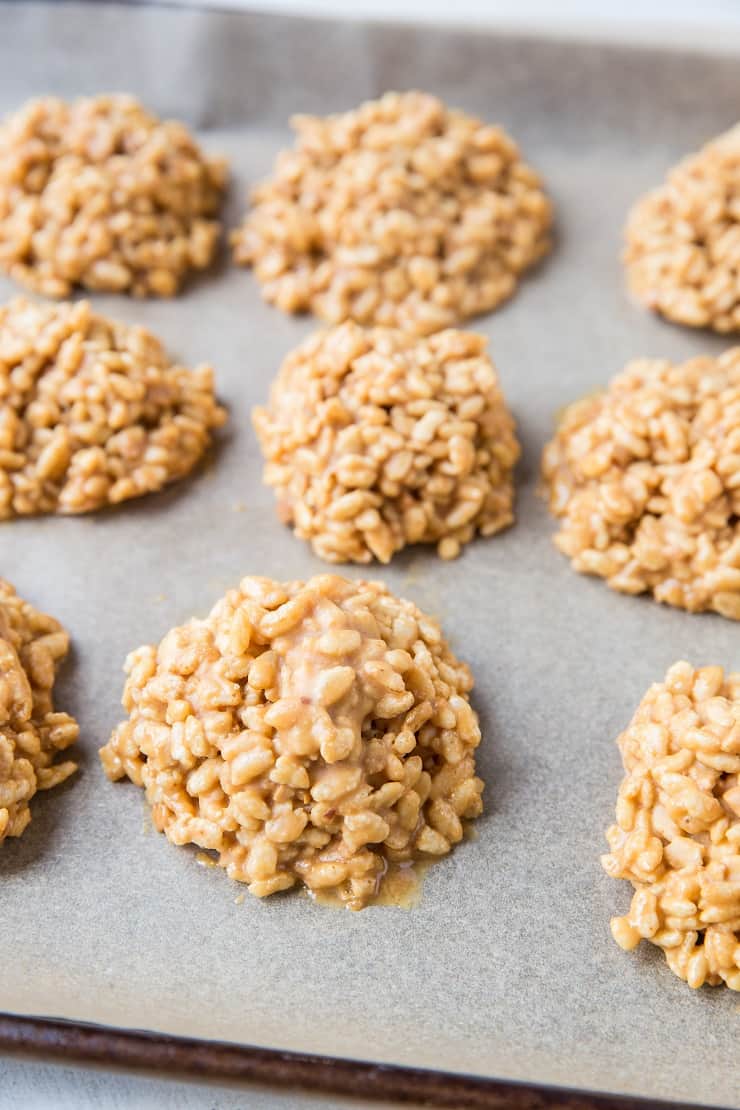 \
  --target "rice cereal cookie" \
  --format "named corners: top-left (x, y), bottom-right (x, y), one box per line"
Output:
top-left (0, 297), bottom-right (226, 519)
top-left (253, 322), bottom-right (520, 563)
top-left (232, 91), bottom-right (552, 335)
top-left (602, 662), bottom-right (740, 990)
top-left (624, 125), bottom-right (740, 332)
top-left (542, 349), bottom-right (740, 619)
top-left (0, 579), bottom-right (78, 844)
top-left (100, 574), bottom-right (484, 909)
top-left (0, 94), bottom-right (227, 298)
